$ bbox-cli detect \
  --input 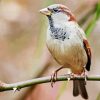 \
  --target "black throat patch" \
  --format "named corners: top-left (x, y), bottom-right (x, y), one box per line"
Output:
top-left (50, 28), bottom-right (68, 41)
top-left (48, 16), bottom-right (70, 41)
